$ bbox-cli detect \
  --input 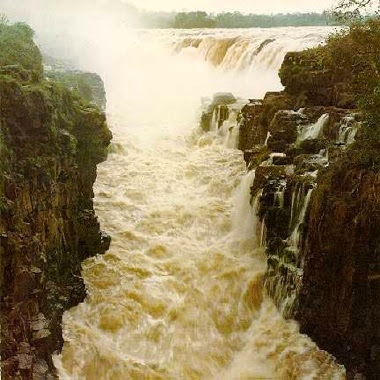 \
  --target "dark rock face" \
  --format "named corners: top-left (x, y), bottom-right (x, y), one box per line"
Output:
top-left (0, 24), bottom-right (112, 379)
top-left (280, 52), bottom-right (355, 109)
top-left (297, 163), bottom-right (380, 378)
top-left (238, 93), bottom-right (293, 152)
top-left (237, 49), bottom-right (379, 378)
